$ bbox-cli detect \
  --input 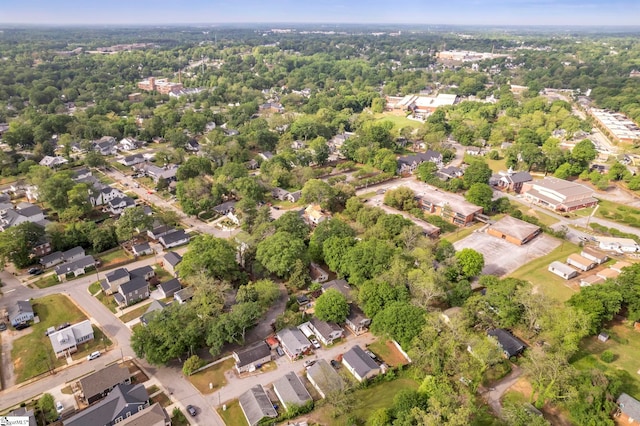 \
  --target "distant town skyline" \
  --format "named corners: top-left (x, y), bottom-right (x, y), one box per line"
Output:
top-left (1, 0), bottom-right (639, 26)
